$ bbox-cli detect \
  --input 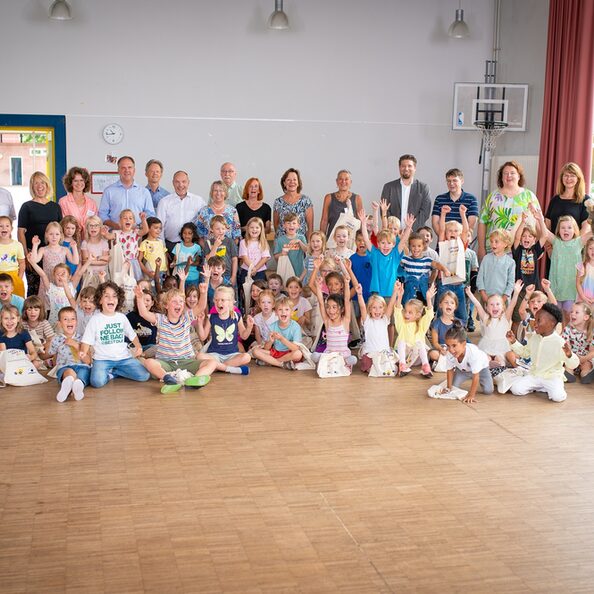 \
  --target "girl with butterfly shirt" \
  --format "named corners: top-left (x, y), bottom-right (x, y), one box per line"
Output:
top-left (195, 285), bottom-right (254, 375)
